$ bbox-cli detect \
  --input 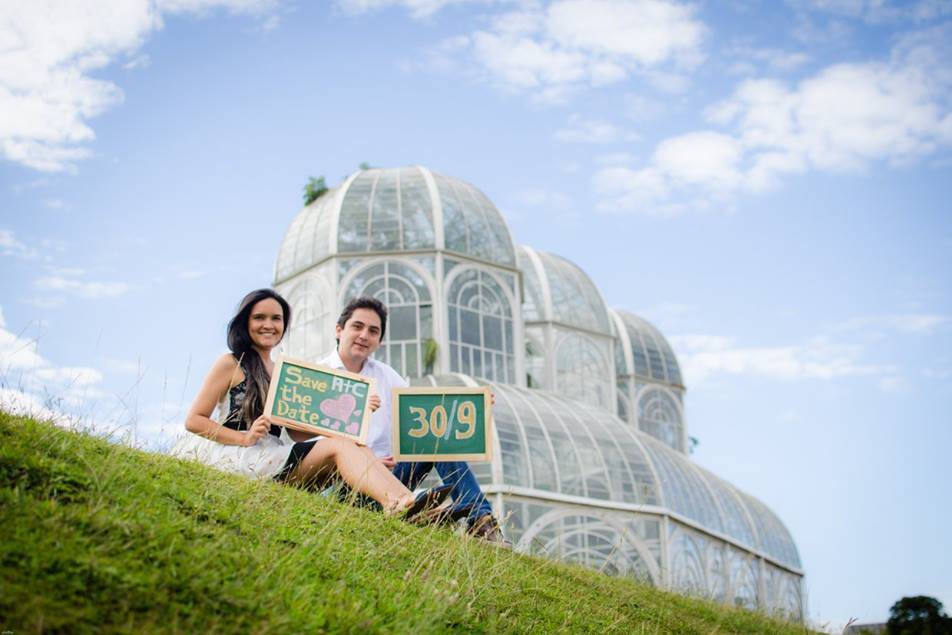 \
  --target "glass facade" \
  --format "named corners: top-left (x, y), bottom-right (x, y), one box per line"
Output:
top-left (273, 166), bottom-right (804, 620)
top-left (612, 308), bottom-right (686, 452)
top-left (342, 260), bottom-right (434, 378)
top-left (447, 268), bottom-right (515, 384)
